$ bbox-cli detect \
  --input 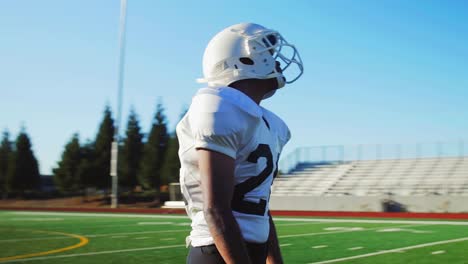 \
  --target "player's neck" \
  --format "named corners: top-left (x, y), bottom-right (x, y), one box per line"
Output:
top-left (229, 83), bottom-right (271, 105)
top-left (234, 87), bottom-right (263, 105)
